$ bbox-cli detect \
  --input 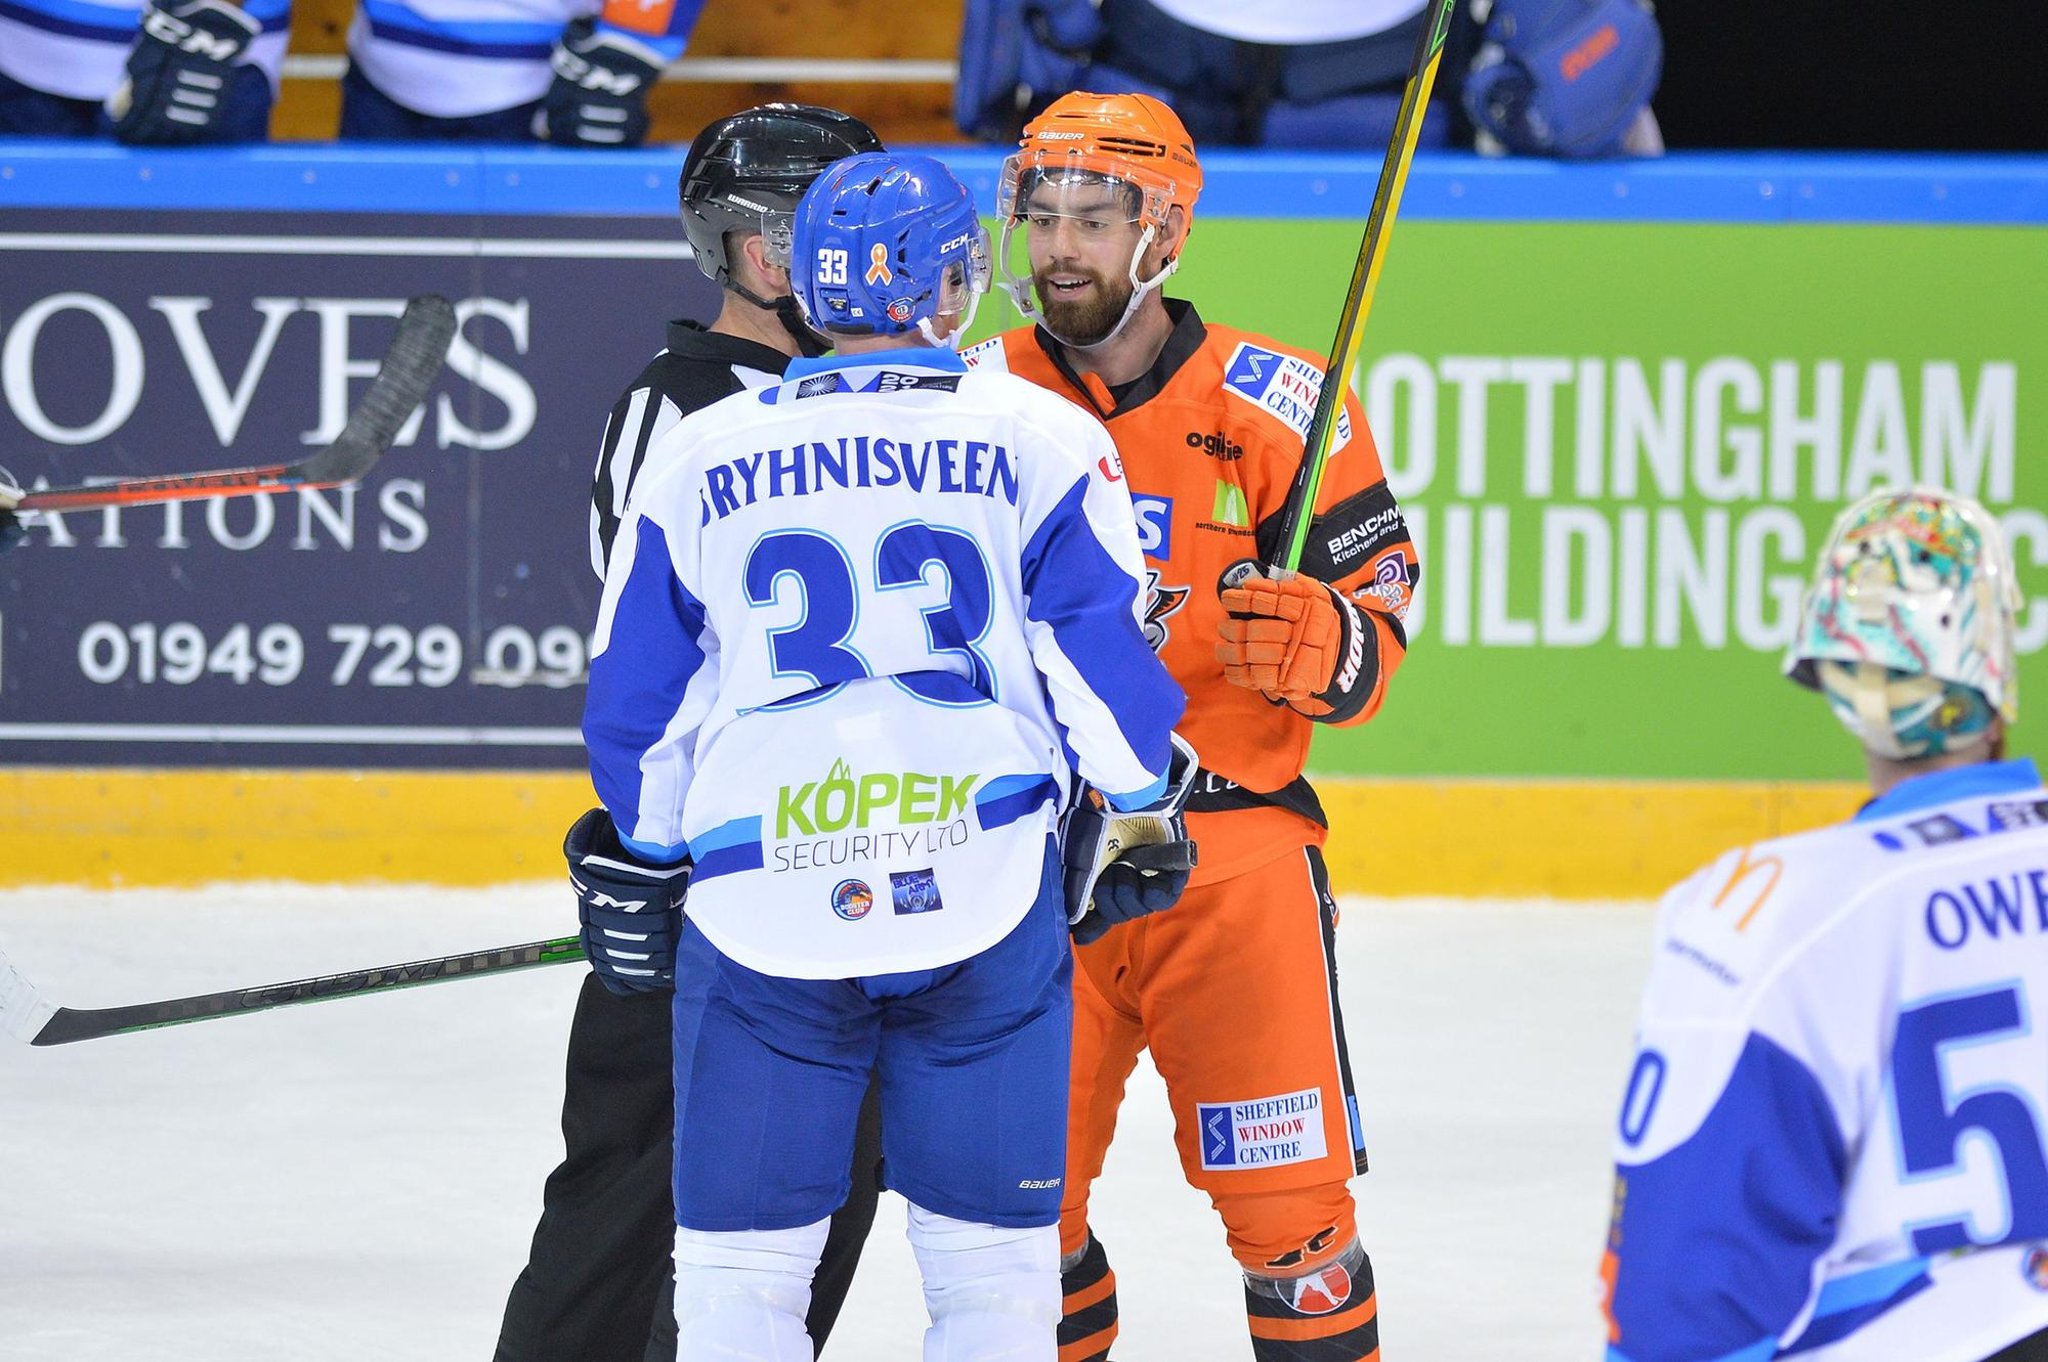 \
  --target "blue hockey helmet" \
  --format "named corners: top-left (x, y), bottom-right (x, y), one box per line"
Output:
top-left (791, 152), bottom-right (992, 345)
